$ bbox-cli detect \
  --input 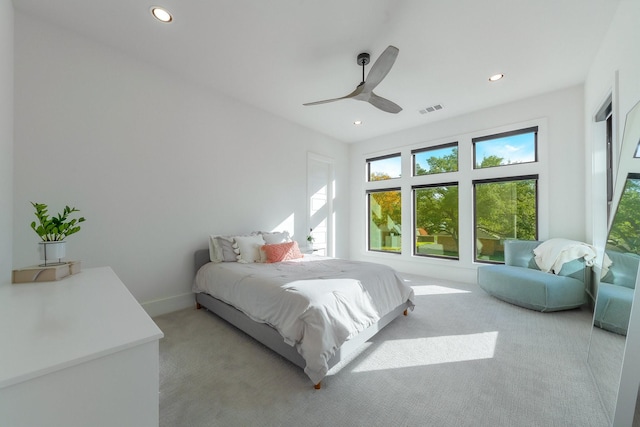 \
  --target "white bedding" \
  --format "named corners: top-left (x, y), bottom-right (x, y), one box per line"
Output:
top-left (193, 256), bottom-right (415, 384)
top-left (533, 238), bottom-right (598, 274)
